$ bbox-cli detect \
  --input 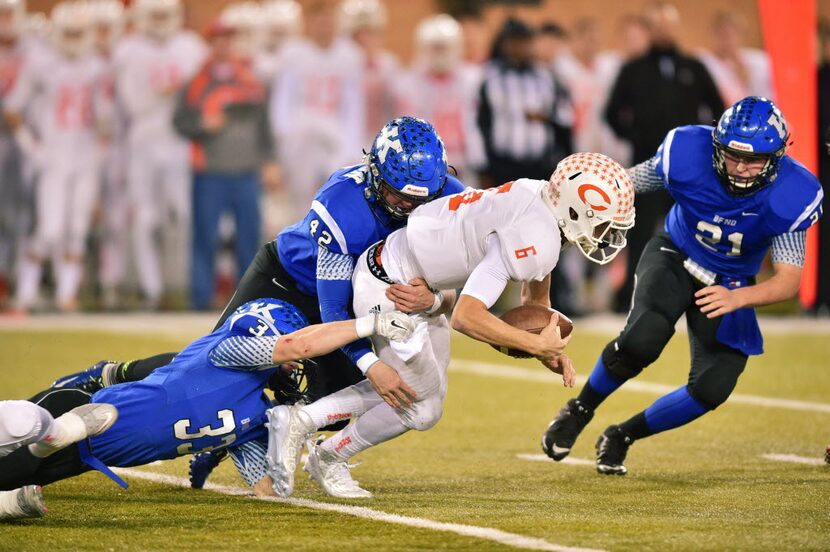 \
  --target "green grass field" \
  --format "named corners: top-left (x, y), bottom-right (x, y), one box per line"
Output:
top-left (0, 322), bottom-right (828, 551)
